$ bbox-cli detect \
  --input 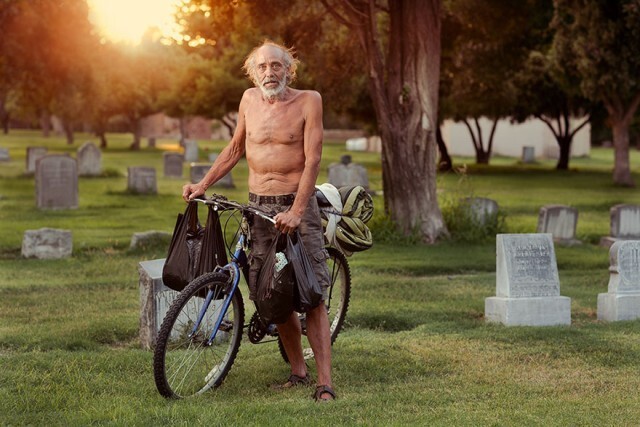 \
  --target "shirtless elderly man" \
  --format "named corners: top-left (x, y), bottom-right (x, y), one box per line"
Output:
top-left (182, 41), bottom-right (335, 401)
